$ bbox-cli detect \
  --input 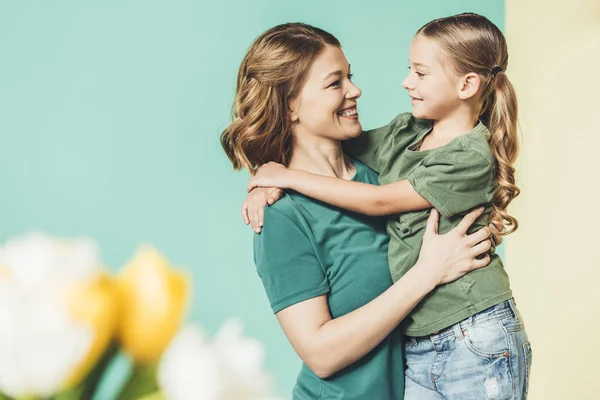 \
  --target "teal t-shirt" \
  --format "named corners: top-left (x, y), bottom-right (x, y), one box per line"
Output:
top-left (254, 160), bottom-right (405, 400)
top-left (344, 112), bottom-right (512, 337)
